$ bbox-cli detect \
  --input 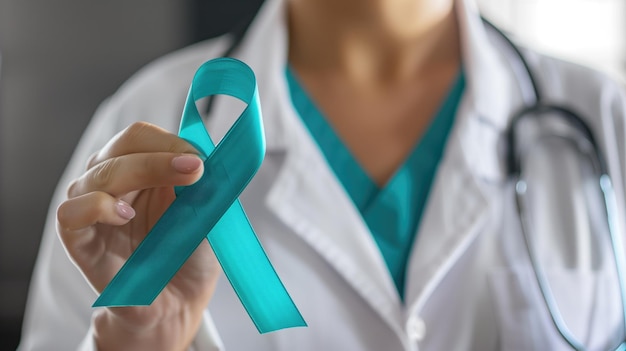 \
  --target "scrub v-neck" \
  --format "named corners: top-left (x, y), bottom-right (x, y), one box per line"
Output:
top-left (286, 67), bottom-right (465, 299)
